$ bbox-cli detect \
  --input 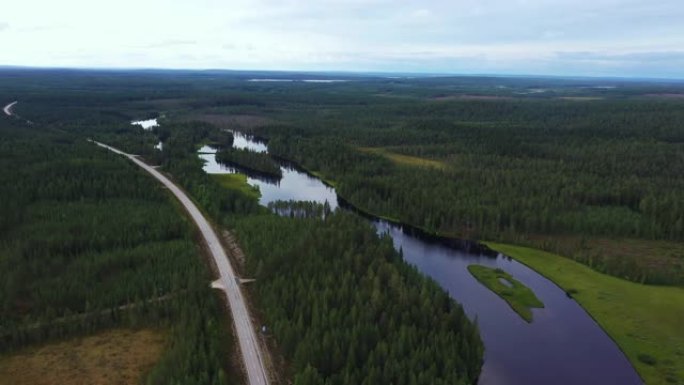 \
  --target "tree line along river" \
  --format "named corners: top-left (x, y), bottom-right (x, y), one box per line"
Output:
top-left (197, 131), bottom-right (642, 385)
